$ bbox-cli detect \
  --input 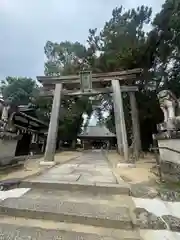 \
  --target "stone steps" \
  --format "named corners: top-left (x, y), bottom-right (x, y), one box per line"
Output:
top-left (0, 216), bottom-right (141, 239)
top-left (21, 188), bottom-right (133, 206)
top-left (20, 180), bottom-right (130, 195)
top-left (0, 152), bottom-right (142, 238)
top-left (0, 195), bottom-right (133, 229)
